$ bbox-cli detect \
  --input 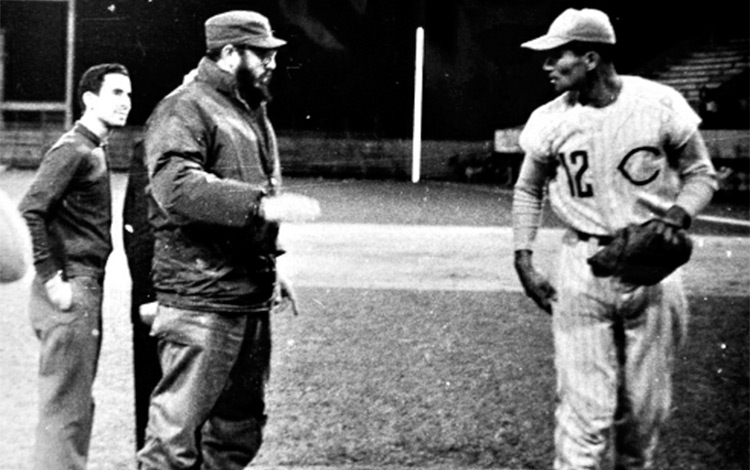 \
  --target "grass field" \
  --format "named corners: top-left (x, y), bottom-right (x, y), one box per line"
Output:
top-left (0, 170), bottom-right (747, 470)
